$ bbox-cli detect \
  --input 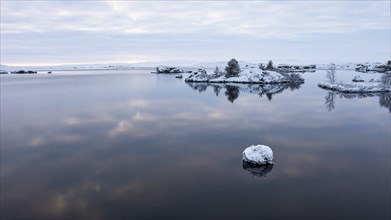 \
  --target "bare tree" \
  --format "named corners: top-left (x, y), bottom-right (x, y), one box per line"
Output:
top-left (326, 63), bottom-right (337, 84)
top-left (225, 58), bottom-right (240, 78)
